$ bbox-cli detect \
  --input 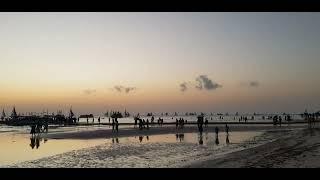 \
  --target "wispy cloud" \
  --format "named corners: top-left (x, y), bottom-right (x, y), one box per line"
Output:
top-left (180, 82), bottom-right (188, 92)
top-left (249, 81), bottom-right (259, 87)
top-left (83, 89), bottom-right (96, 95)
top-left (240, 81), bottom-right (260, 88)
top-left (125, 87), bottom-right (136, 93)
top-left (113, 85), bottom-right (136, 94)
